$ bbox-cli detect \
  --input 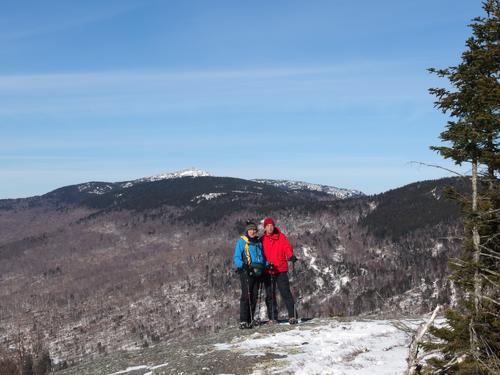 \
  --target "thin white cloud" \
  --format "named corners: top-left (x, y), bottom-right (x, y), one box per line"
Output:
top-left (0, 63), bottom-right (404, 90)
top-left (0, 61), bottom-right (427, 91)
top-left (0, 63), bottom-right (434, 116)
